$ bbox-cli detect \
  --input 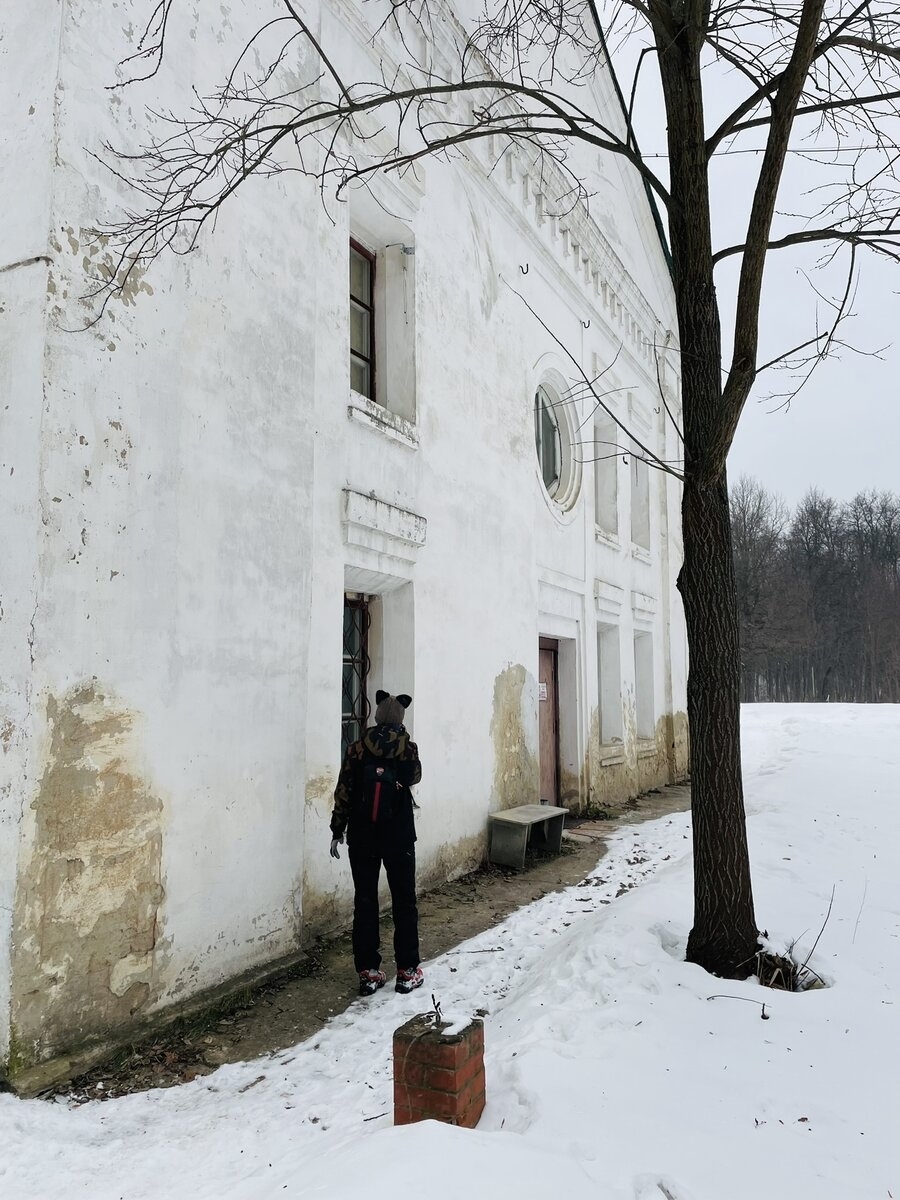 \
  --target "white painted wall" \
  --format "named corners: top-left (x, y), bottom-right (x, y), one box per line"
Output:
top-left (0, 0), bottom-right (70, 1071)
top-left (1, 0), bottom-right (687, 1077)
